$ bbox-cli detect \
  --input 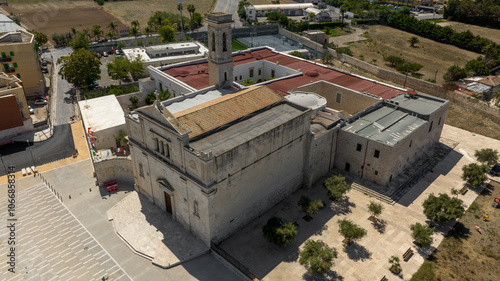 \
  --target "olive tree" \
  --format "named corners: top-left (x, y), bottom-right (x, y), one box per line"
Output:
top-left (422, 193), bottom-right (465, 225)
top-left (462, 163), bottom-right (489, 187)
top-left (299, 239), bottom-right (338, 276)
top-left (410, 222), bottom-right (434, 247)
top-left (338, 219), bottom-right (367, 245)
top-left (324, 175), bottom-right (351, 201)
